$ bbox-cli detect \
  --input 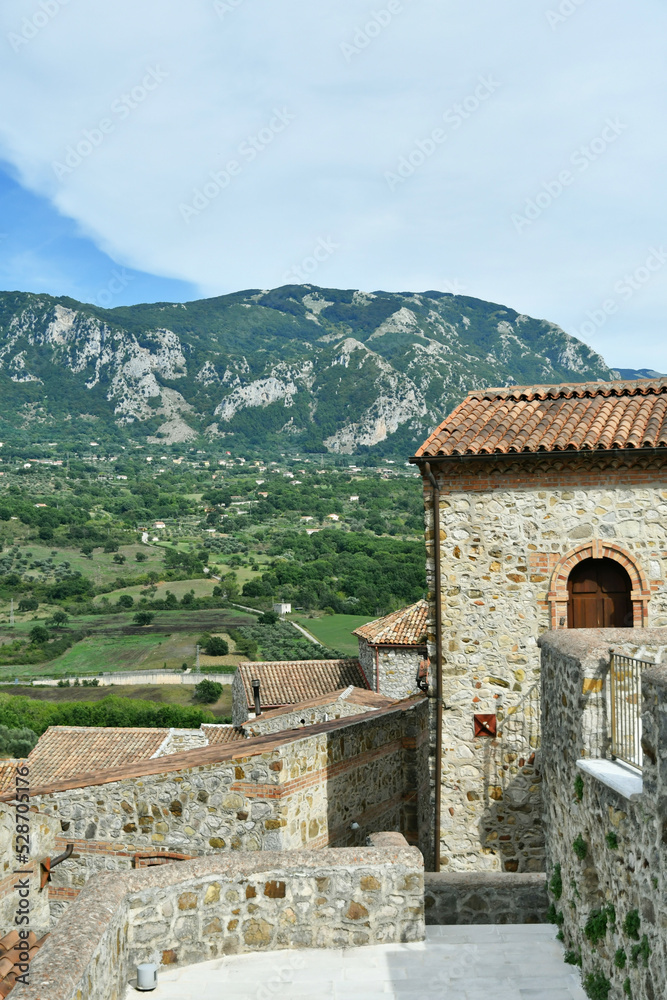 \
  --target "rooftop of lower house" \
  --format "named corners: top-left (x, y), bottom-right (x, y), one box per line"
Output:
top-left (414, 375), bottom-right (667, 458)
top-left (236, 658), bottom-right (369, 711)
top-left (352, 599), bottom-right (428, 646)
